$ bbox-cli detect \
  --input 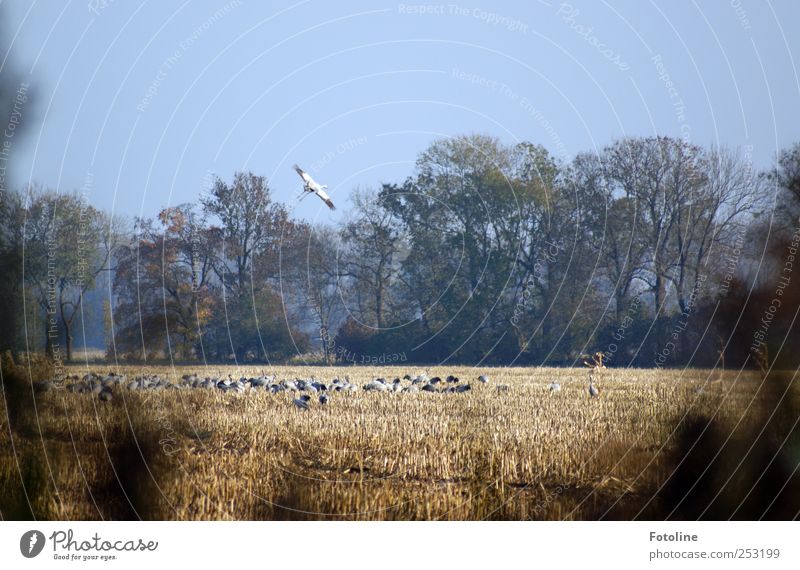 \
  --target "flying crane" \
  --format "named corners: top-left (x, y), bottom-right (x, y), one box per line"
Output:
top-left (293, 164), bottom-right (335, 210)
